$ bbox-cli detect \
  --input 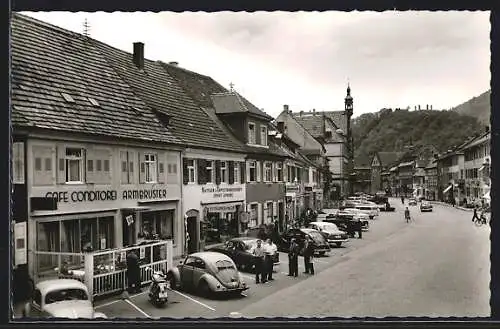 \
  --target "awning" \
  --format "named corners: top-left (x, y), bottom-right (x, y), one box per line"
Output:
top-left (478, 166), bottom-right (485, 172)
top-left (443, 185), bottom-right (452, 194)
